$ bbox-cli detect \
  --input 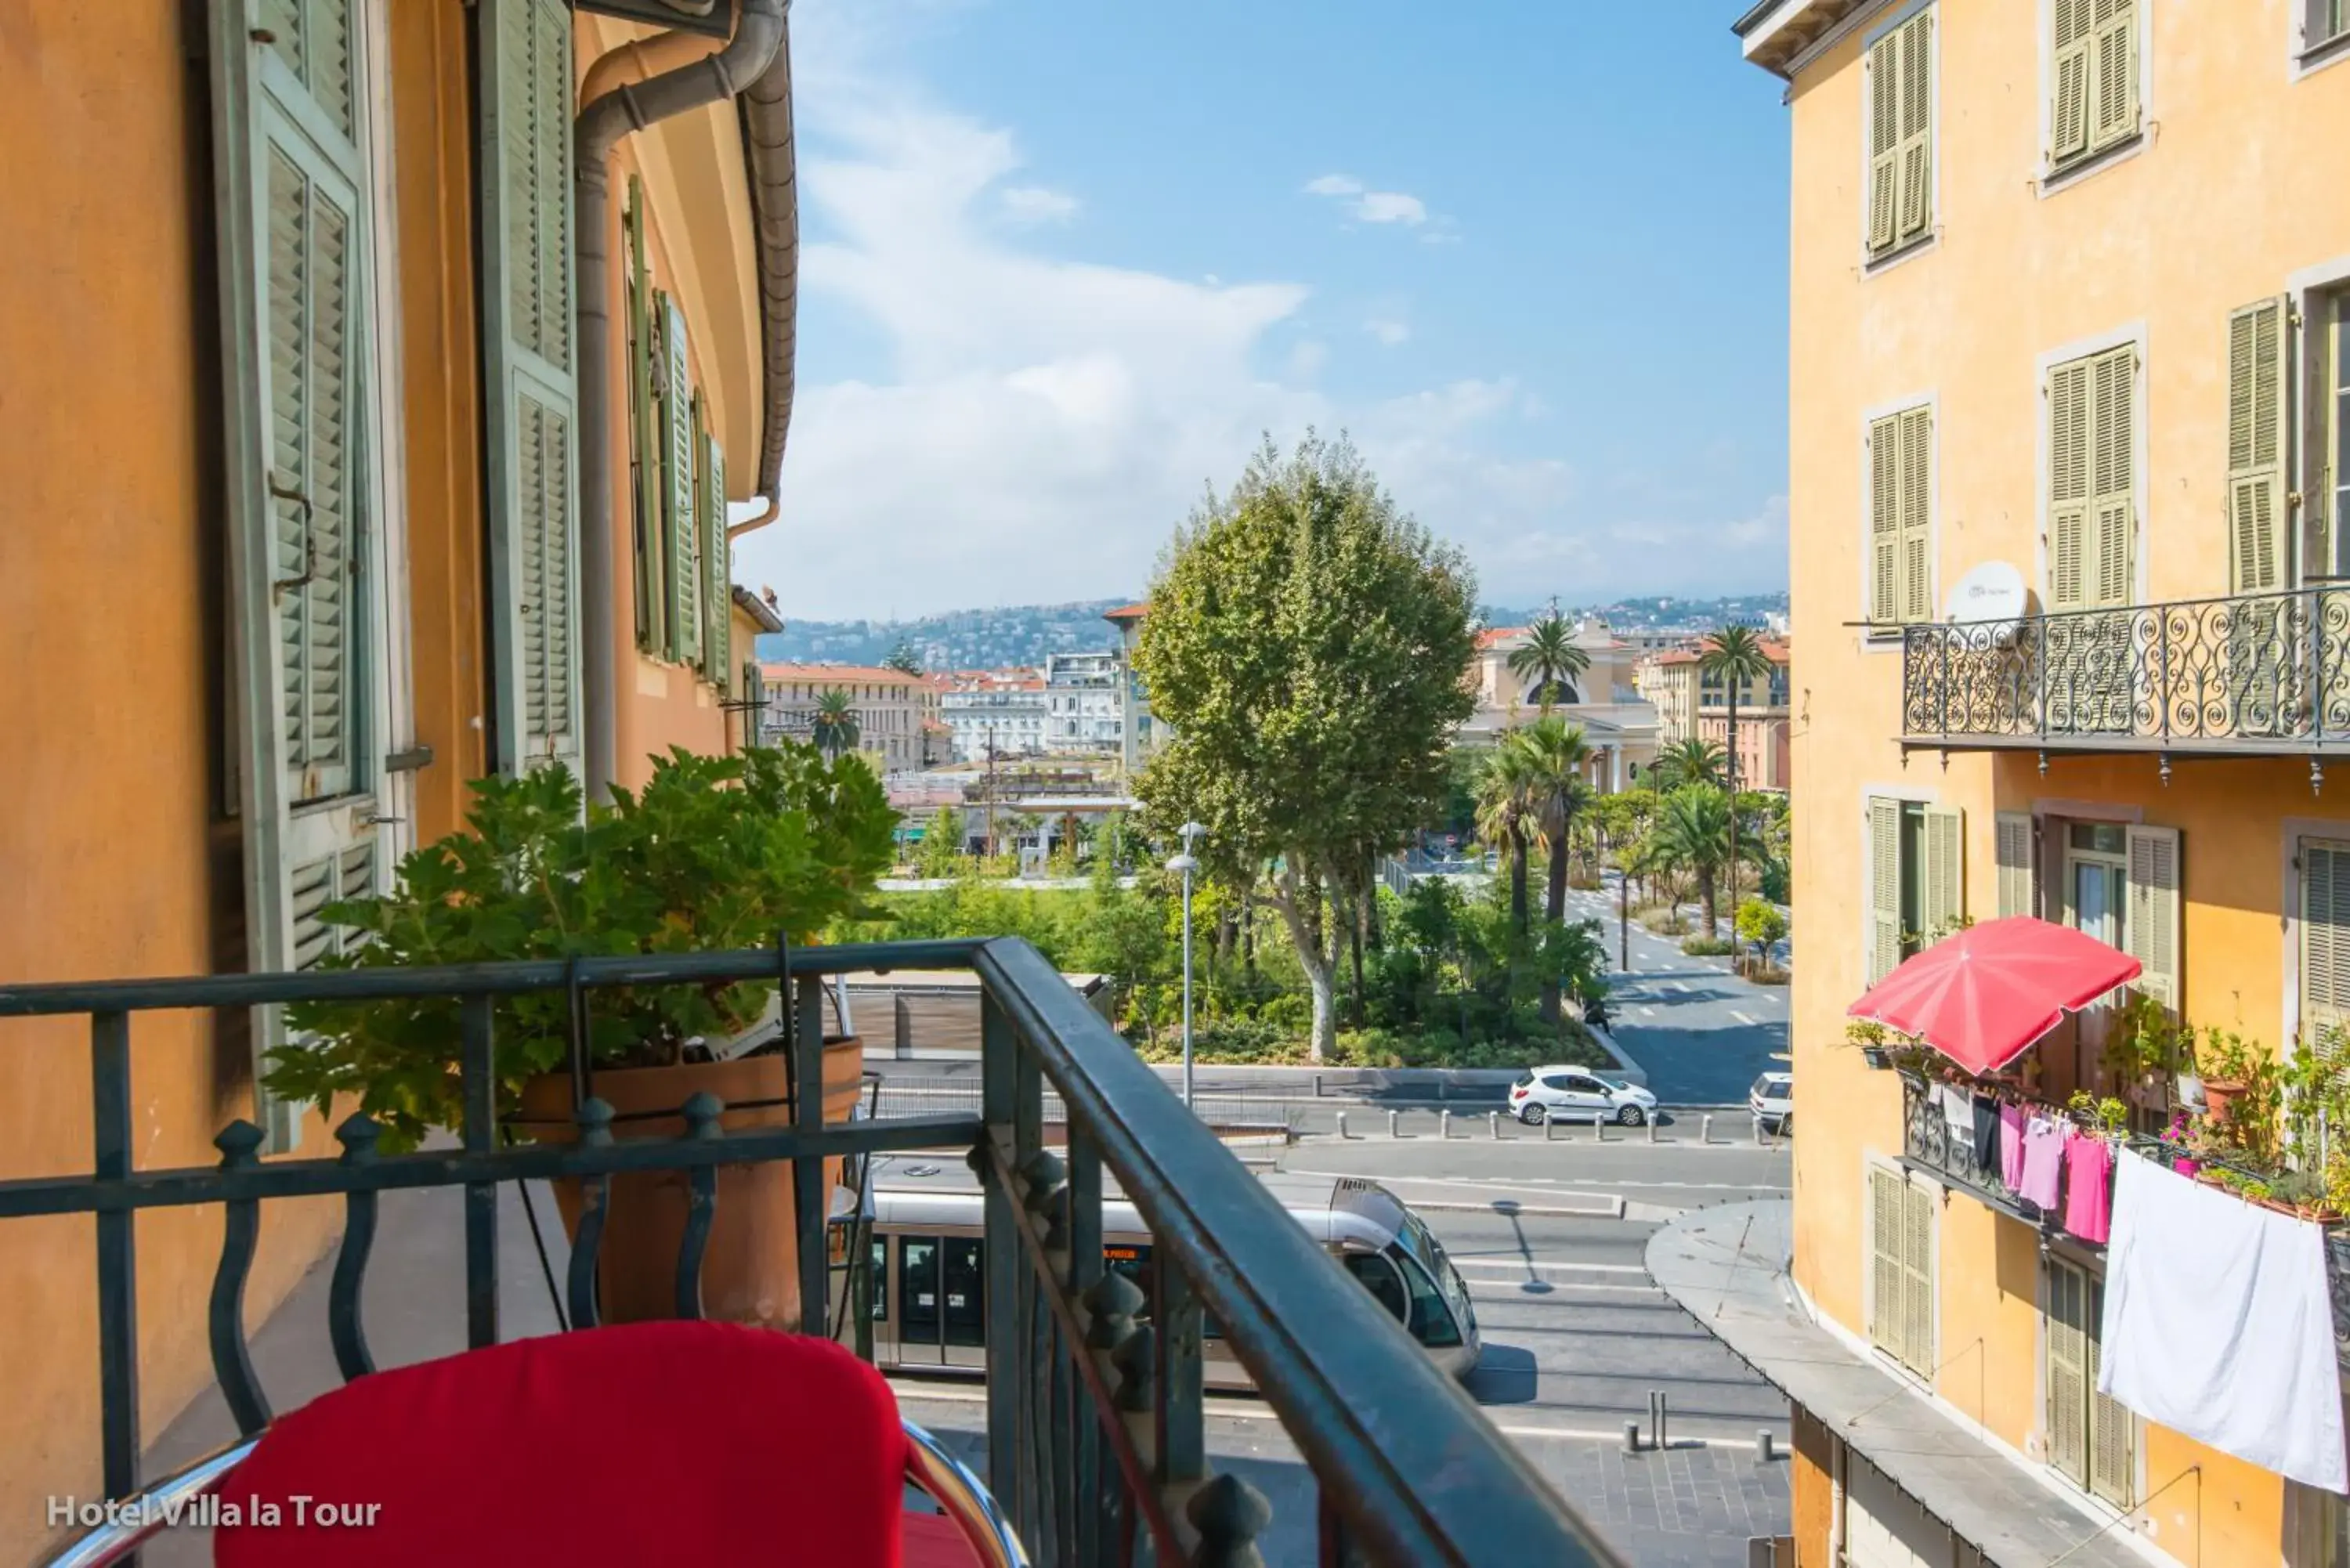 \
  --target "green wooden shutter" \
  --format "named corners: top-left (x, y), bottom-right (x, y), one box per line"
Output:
top-left (1996, 812), bottom-right (2035, 918)
top-left (213, 0), bottom-right (384, 1151)
top-left (2228, 298), bottom-right (2290, 594)
top-left (2089, 0), bottom-right (2139, 154)
top-left (1868, 797), bottom-right (1904, 983)
top-left (1867, 31), bottom-right (1900, 255)
top-left (1870, 414), bottom-right (1901, 622)
top-left (628, 178), bottom-right (663, 652)
top-left (704, 435), bottom-right (730, 690)
top-left (2052, 0), bottom-right (2095, 164)
top-left (480, 0), bottom-right (578, 775)
top-left (2048, 358), bottom-right (2093, 609)
top-left (1900, 1179), bottom-right (1935, 1379)
top-left (663, 304), bottom-right (701, 665)
top-left (1895, 12), bottom-right (1934, 246)
top-left (2125, 823), bottom-right (2180, 1010)
top-left (2089, 346), bottom-right (2135, 608)
top-left (1898, 406), bottom-right (1934, 623)
top-left (2047, 1259), bottom-right (2091, 1487)
top-left (1923, 804), bottom-right (1964, 936)
top-left (1869, 1165), bottom-right (1909, 1365)
top-left (2305, 841), bottom-right (2350, 1035)
top-left (2086, 1280), bottom-right (2136, 1507)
